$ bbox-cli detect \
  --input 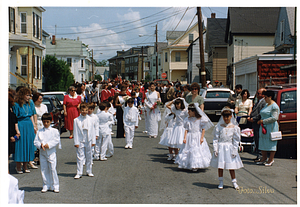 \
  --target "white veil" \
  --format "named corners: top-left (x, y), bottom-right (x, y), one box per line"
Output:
top-left (213, 107), bottom-right (238, 136)
top-left (159, 101), bottom-right (172, 131)
top-left (193, 102), bottom-right (214, 131)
